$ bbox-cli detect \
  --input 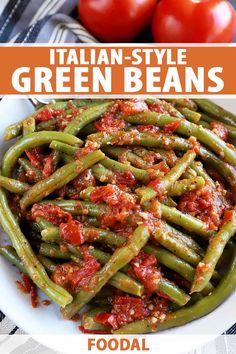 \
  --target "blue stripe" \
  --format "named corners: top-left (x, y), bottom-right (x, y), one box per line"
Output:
top-left (0, 0), bottom-right (29, 42)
